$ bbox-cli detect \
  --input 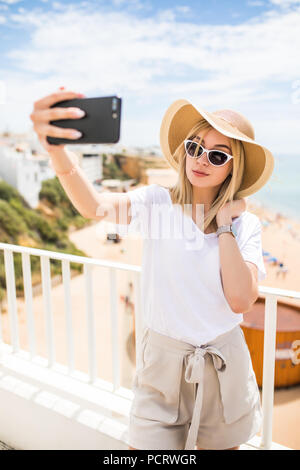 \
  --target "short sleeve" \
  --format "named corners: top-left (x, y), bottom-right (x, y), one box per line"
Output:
top-left (113, 184), bottom-right (156, 236)
top-left (239, 215), bottom-right (267, 282)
